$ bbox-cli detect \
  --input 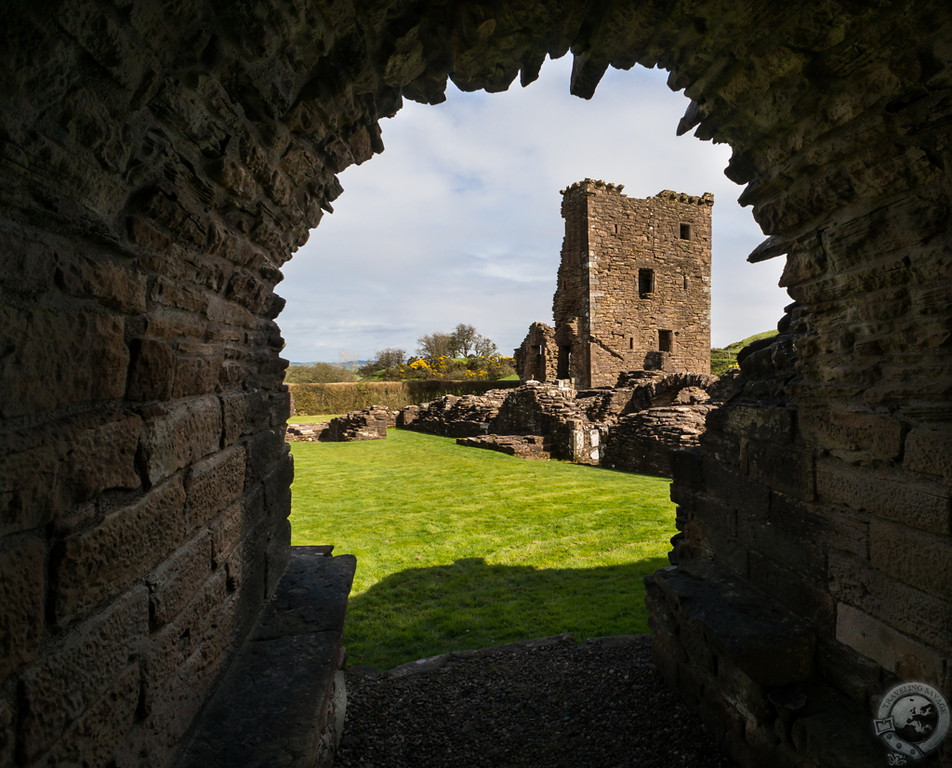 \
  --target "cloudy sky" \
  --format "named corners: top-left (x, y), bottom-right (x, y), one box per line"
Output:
top-left (277, 56), bottom-right (788, 364)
